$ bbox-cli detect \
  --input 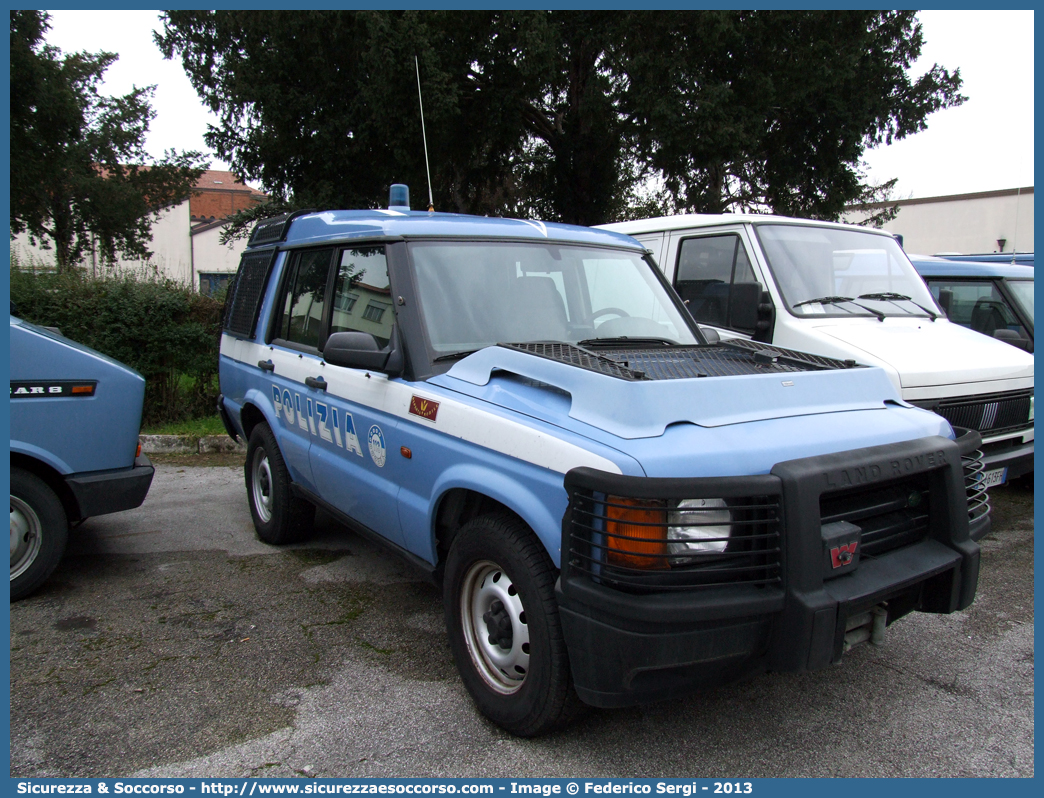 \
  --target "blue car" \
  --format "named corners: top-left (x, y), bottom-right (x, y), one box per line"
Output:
top-left (935, 252), bottom-right (1033, 267)
top-left (217, 187), bottom-right (986, 735)
top-left (10, 317), bottom-right (155, 600)
top-left (910, 255), bottom-right (1034, 352)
